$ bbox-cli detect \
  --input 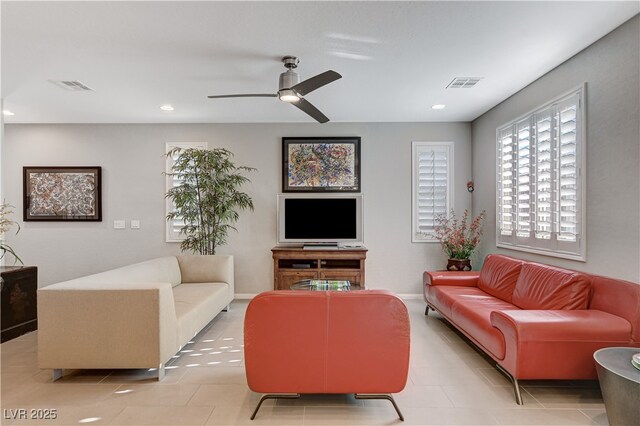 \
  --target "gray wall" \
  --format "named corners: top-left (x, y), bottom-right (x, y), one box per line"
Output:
top-left (3, 122), bottom-right (472, 293)
top-left (471, 16), bottom-right (639, 282)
